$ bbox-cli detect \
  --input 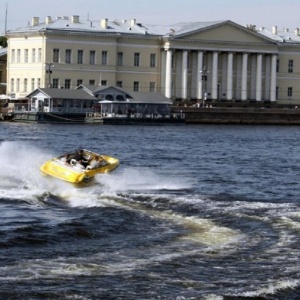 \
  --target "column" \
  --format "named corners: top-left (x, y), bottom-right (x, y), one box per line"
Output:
top-left (270, 54), bottom-right (277, 101)
top-left (181, 50), bottom-right (188, 100)
top-left (197, 51), bottom-right (203, 100)
top-left (236, 54), bottom-right (242, 99)
top-left (241, 53), bottom-right (248, 101)
top-left (264, 55), bottom-right (271, 100)
top-left (250, 54), bottom-right (256, 100)
top-left (256, 54), bottom-right (263, 101)
top-left (175, 51), bottom-right (182, 99)
top-left (211, 51), bottom-right (218, 100)
top-left (227, 52), bottom-right (233, 100)
top-left (165, 49), bottom-right (172, 98)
